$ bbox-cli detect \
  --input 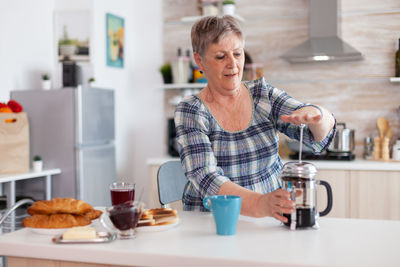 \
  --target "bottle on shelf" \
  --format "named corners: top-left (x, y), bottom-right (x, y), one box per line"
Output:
top-left (171, 48), bottom-right (189, 84)
top-left (186, 49), bottom-right (194, 83)
top-left (396, 38), bottom-right (400, 77)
